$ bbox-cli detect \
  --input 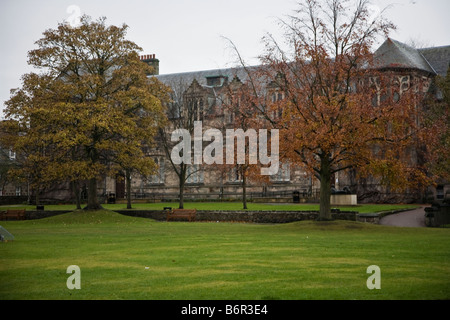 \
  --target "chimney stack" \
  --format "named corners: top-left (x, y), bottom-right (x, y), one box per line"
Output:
top-left (139, 53), bottom-right (159, 75)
